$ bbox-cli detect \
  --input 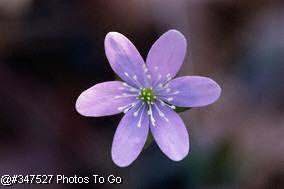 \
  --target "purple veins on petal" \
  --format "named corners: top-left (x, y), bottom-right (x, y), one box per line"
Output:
top-left (111, 103), bottom-right (149, 167)
top-left (158, 76), bottom-right (221, 107)
top-left (150, 104), bottom-right (189, 161)
top-left (75, 81), bottom-right (138, 117)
